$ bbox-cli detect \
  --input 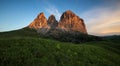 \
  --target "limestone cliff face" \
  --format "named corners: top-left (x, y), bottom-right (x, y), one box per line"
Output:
top-left (47, 15), bottom-right (58, 29)
top-left (58, 10), bottom-right (87, 34)
top-left (28, 12), bottom-right (49, 30)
